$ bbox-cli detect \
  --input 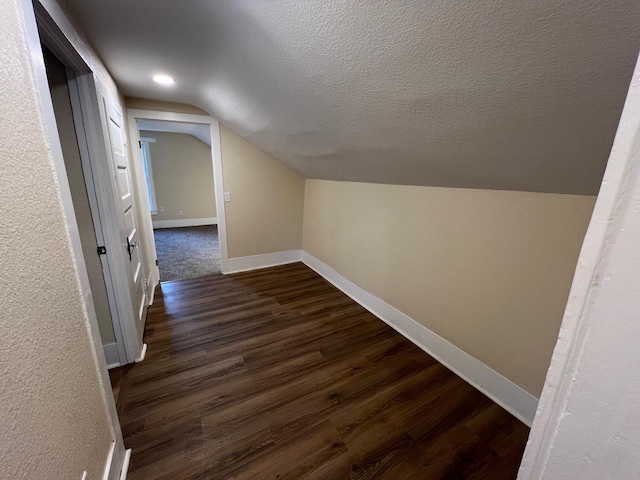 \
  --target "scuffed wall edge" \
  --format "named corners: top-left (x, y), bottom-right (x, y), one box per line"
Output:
top-left (301, 251), bottom-right (539, 426)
